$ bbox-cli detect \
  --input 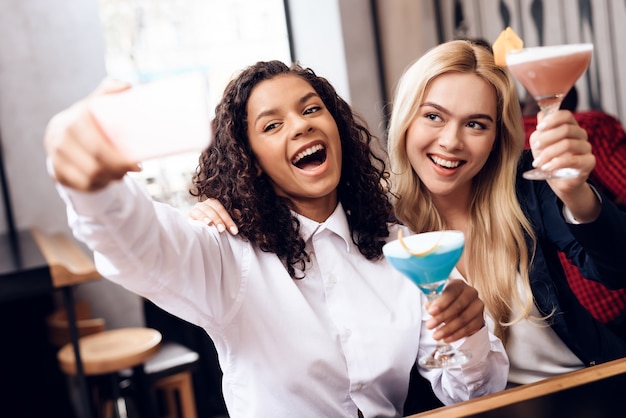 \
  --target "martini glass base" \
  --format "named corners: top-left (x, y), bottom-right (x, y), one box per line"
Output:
top-left (522, 167), bottom-right (581, 180)
top-left (419, 345), bottom-right (472, 369)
